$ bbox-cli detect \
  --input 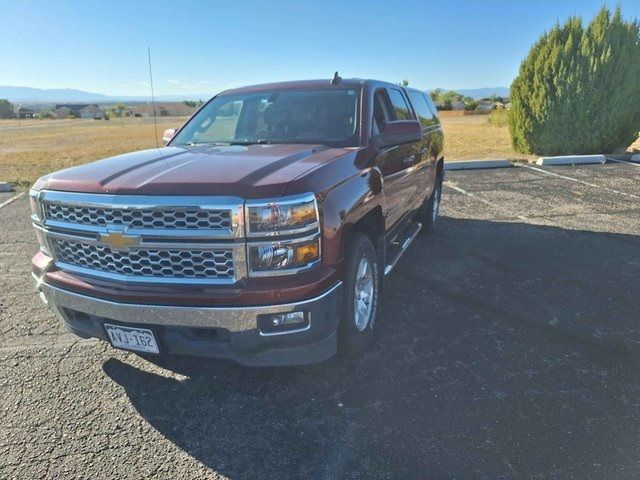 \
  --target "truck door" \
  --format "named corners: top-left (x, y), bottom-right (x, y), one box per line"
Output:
top-left (373, 88), bottom-right (421, 237)
top-left (406, 89), bottom-right (439, 206)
